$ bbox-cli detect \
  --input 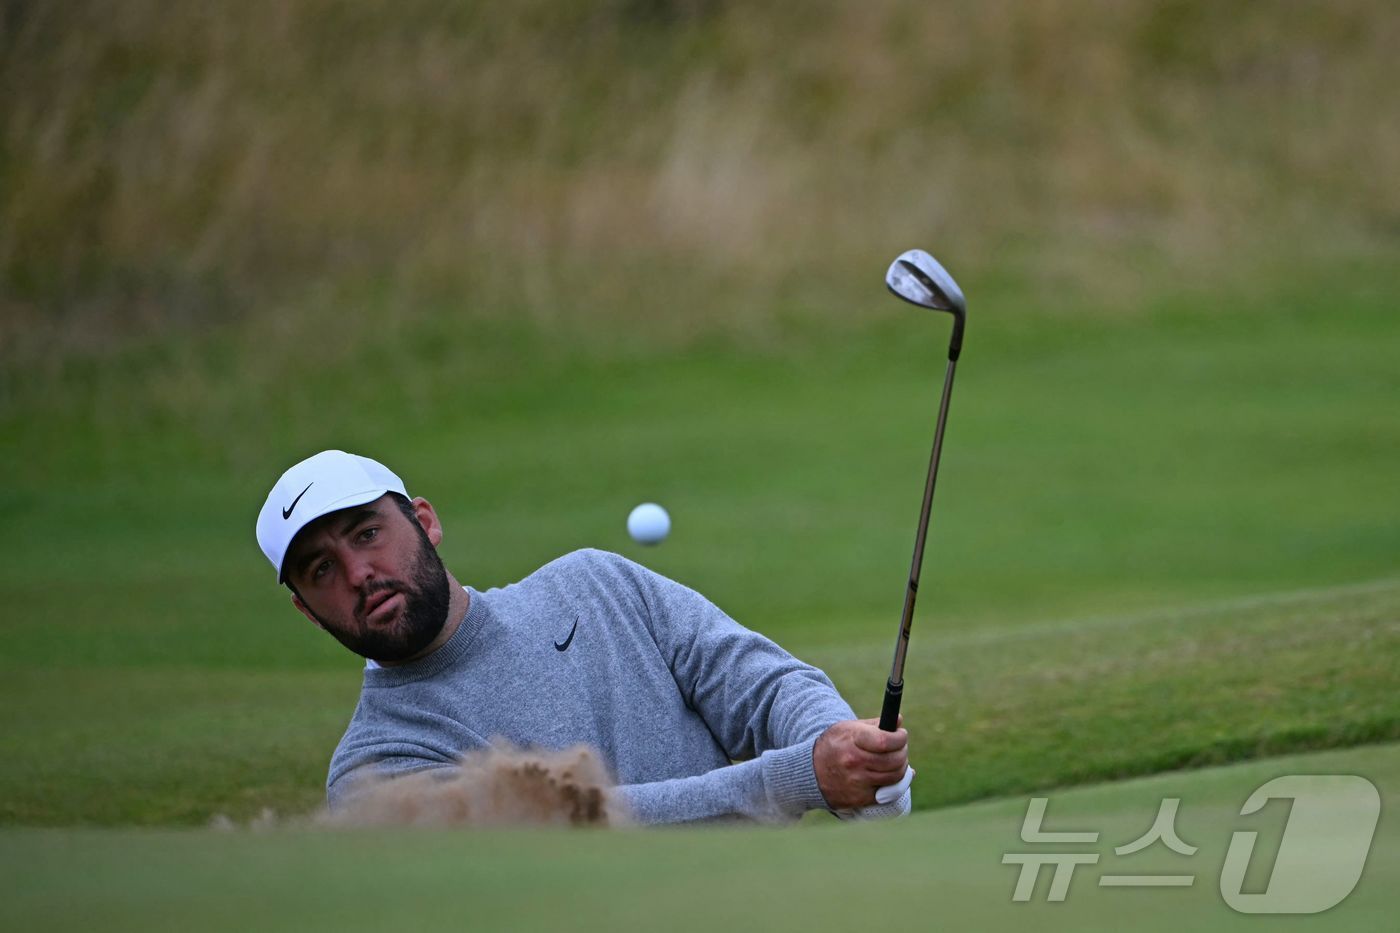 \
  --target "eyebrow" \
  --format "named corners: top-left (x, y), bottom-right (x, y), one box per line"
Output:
top-left (336, 507), bottom-right (379, 536)
top-left (291, 507), bottom-right (382, 581)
